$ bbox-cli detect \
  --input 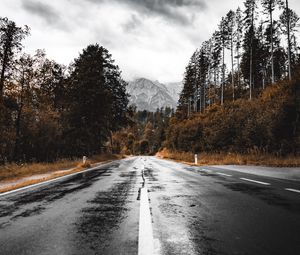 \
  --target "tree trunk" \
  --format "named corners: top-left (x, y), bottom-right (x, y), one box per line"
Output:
top-left (221, 46), bottom-right (225, 105)
top-left (286, 0), bottom-right (292, 80)
top-left (270, 10), bottom-right (275, 84)
top-left (214, 67), bottom-right (217, 104)
top-left (110, 130), bottom-right (113, 153)
top-left (250, 45), bottom-right (253, 100)
top-left (231, 36), bottom-right (235, 101)
top-left (13, 72), bottom-right (25, 161)
top-left (237, 39), bottom-right (241, 90)
top-left (0, 49), bottom-right (9, 101)
top-left (13, 104), bottom-right (24, 161)
top-left (249, 22), bottom-right (254, 100)
top-left (203, 80), bottom-right (206, 110)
